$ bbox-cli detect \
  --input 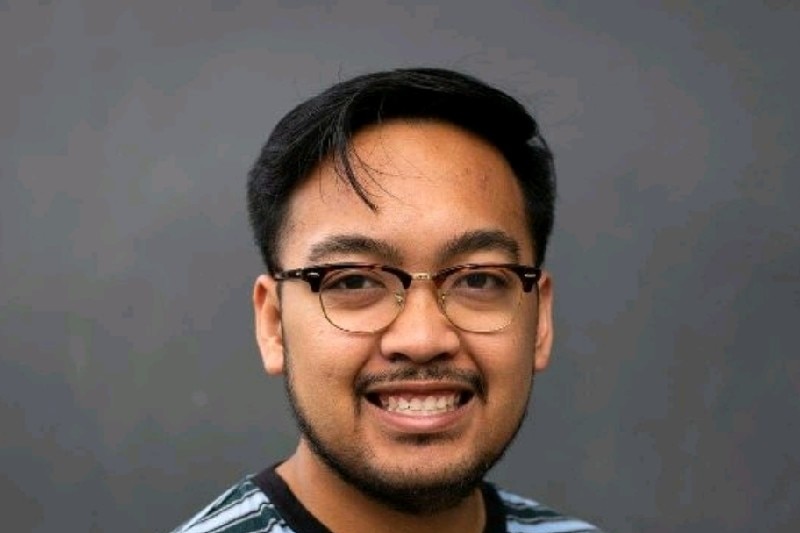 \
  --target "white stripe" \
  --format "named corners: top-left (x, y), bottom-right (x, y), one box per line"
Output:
top-left (507, 519), bottom-right (597, 533)
top-left (497, 489), bottom-right (541, 508)
top-left (181, 492), bottom-right (272, 533)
